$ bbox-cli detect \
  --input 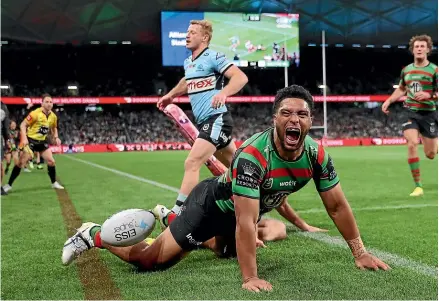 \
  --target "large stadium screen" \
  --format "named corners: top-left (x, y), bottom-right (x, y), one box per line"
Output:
top-left (161, 12), bottom-right (299, 68)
